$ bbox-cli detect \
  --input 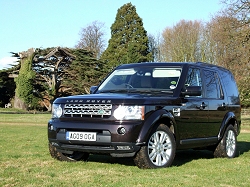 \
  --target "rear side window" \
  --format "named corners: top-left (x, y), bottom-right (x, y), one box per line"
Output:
top-left (203, 70), bottom-right (223, 99)
top-left (219, 69), bottom-right (240, 104)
